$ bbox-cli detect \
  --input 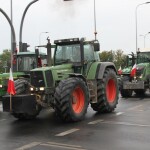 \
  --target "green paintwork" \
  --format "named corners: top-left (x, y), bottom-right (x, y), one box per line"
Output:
top-left (122, 66), bottom-right (132, 74)
top-left (136, 63), bottom-right (150, 81)
top-left (0, 72), bottom-right (26, 97)
top-left (86, 62), bottom-right (100, 79)
top-left (31, 64), bottom-right (74, 87)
